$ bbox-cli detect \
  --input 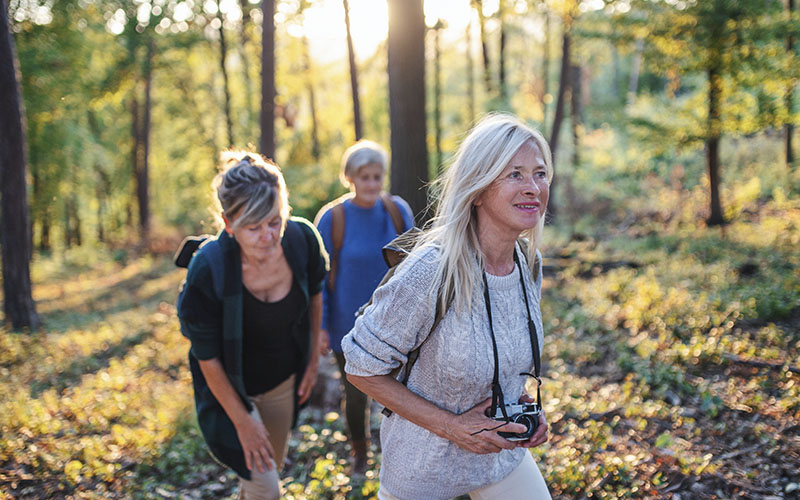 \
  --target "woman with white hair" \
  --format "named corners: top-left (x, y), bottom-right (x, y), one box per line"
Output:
top-left (342, 114), bottom-right (553, 499)
top-left (315, 140), bottom-right (414, 474)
